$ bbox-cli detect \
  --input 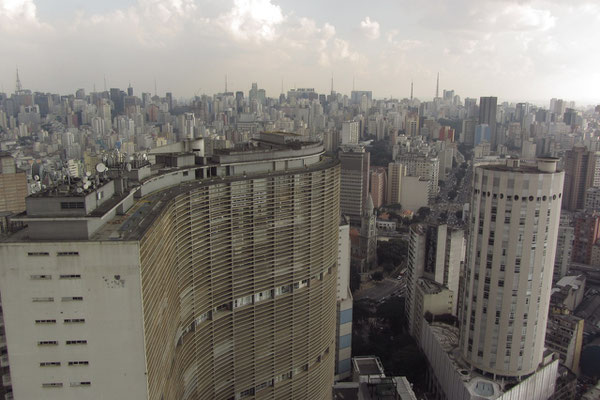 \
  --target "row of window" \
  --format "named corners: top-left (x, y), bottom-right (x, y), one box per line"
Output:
top-left (40, 361), bottom-right (88, 367)
top-left (474, 189), bottom-right (562, 202)
top-left (38, 340), bottom-right (87, 346)
top-left (35, 319), bottom-right (85, 324)
top-left (31, 274), bottom-right (81, 280)
top-left (28, 252), bottom-right (80, 257)
top-left (42, 381), bottom-right (90, 388)
top-left (32, 296), bottom-right (83, 302)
